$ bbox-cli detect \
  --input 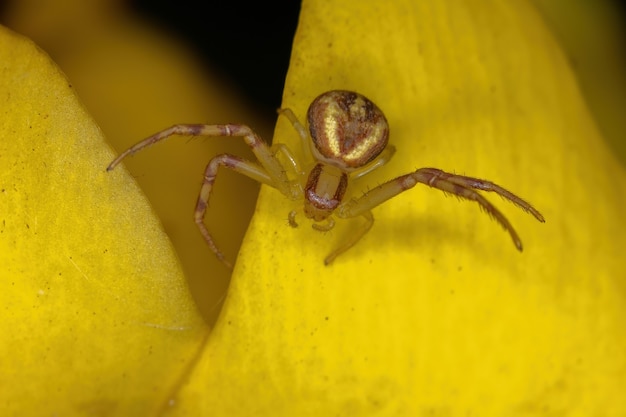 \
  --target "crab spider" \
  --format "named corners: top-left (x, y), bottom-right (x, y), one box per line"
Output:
top-left (107, 90), bottom-right (544, 268)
